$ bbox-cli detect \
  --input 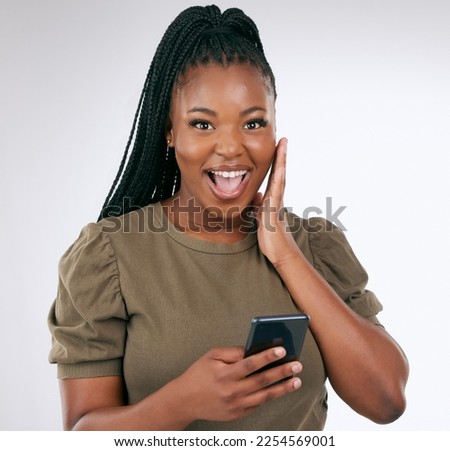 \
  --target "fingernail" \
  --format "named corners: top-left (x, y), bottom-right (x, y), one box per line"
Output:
top-left (274, 347), bottom-right (285, 357)
top-left (293, 378), bottom-right (301, 389)
top-left (291, 362), bottom-right (302, 374)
